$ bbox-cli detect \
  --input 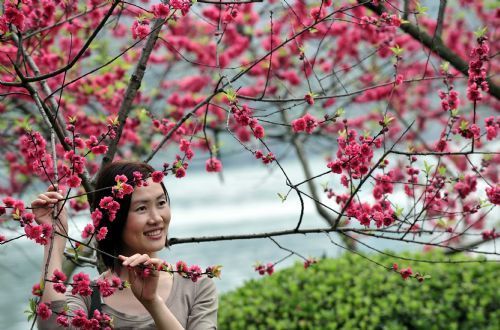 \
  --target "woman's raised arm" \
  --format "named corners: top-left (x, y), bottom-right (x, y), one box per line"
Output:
top-left (32, 185), bottom-right (68, 303)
